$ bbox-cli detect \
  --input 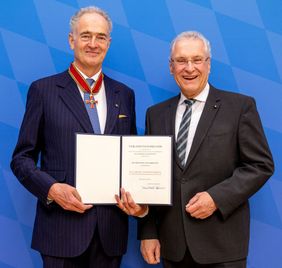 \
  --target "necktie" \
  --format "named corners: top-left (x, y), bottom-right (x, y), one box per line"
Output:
top-left (176, 99), bottom-right (195, 167)
top-left (84, 78), bottom-right (101, 134)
